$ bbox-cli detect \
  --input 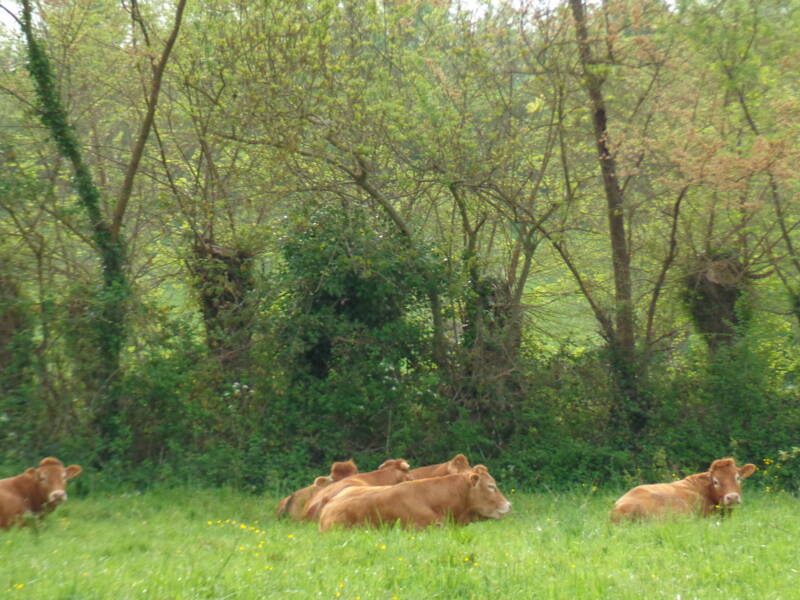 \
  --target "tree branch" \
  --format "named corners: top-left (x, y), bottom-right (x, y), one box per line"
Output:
top-left (111, 0), bottom-right (187, 241)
